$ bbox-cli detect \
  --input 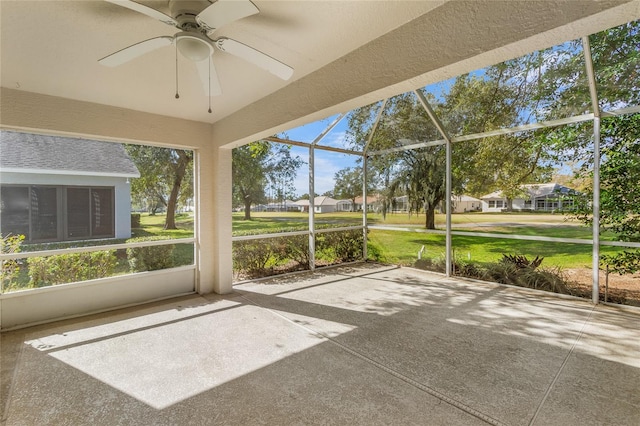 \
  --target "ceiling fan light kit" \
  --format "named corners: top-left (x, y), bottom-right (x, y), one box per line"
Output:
top-left (99, 0), bottom-right (293, 109)
top-left (176, 33), bottom-right (213, 62)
